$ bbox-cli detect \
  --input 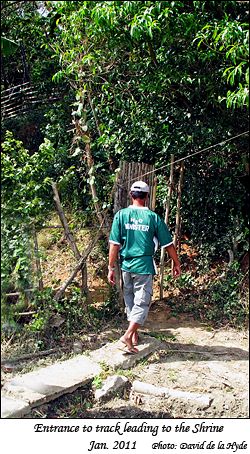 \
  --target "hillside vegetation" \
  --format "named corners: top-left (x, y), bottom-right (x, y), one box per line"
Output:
top-left (1, 1), bottom-right (249, 351)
